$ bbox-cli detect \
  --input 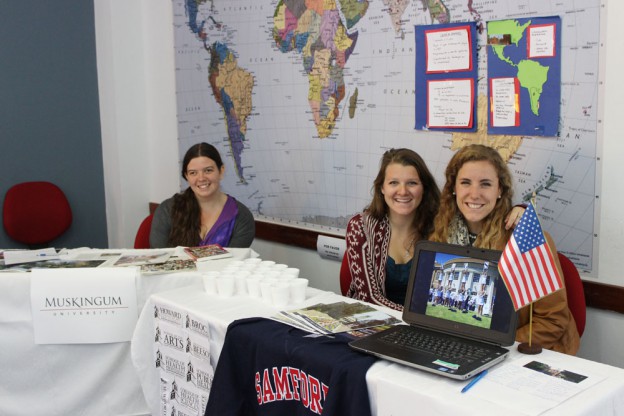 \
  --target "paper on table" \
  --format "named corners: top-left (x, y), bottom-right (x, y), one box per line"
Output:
top-left (3, 248), bottom-right (59, 265)
top-left (373, 353), bottom-right (608, 416)
top-left (468, 355), bottom-right (606, 415)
